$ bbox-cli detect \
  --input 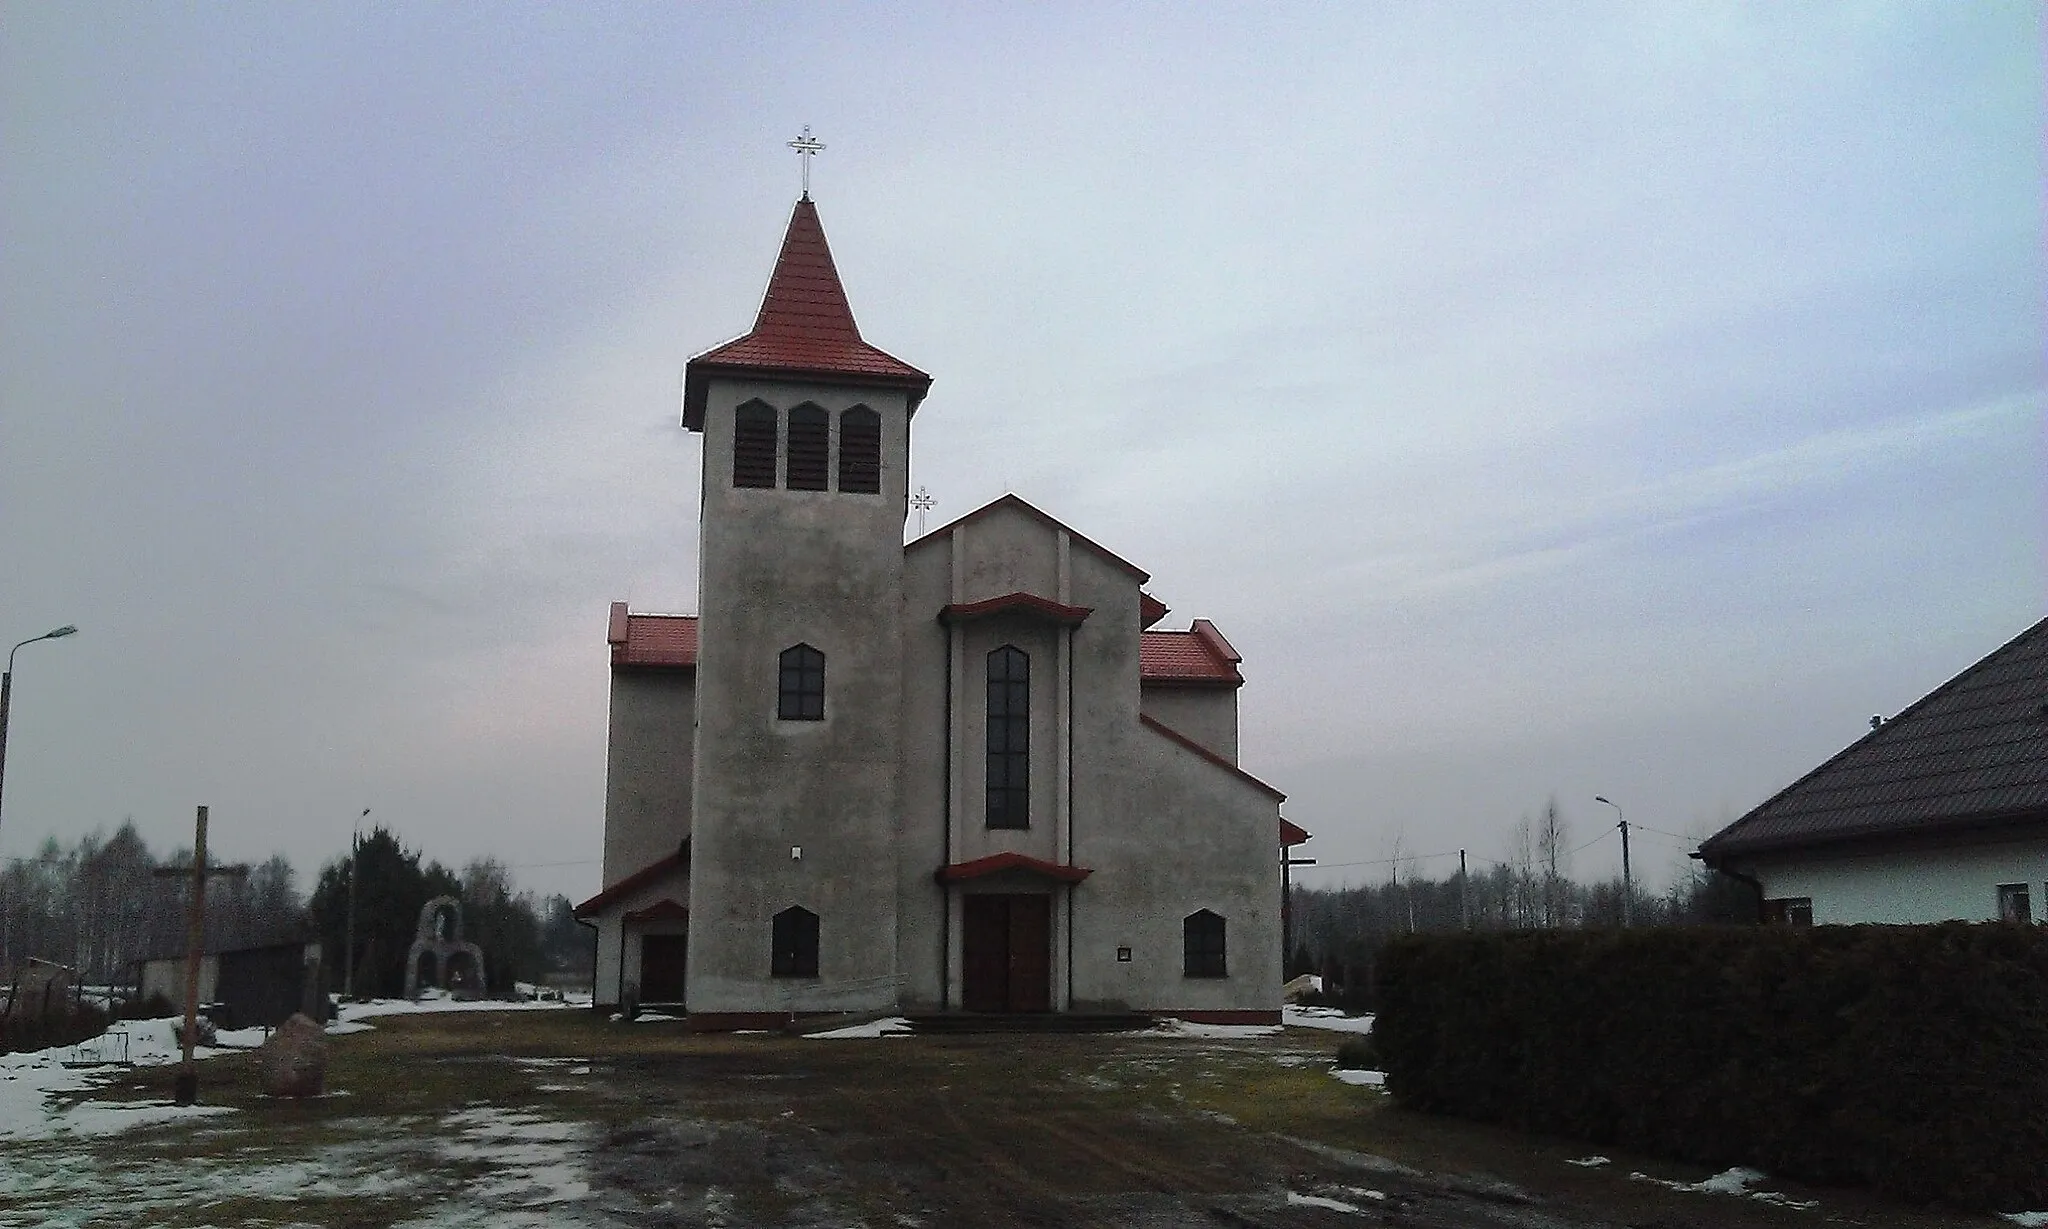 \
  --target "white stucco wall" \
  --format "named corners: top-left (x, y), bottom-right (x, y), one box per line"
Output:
top-left (1748, 833), bottom-right (2048, 924)
top-left (603, 668), bottom-right (695, 887)
top-left (589, 863), bottom-right (691, 1008)
top-left (1139, 686), bottom-right (1239, 762)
